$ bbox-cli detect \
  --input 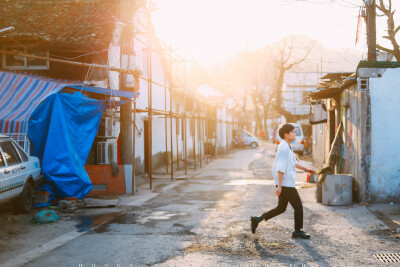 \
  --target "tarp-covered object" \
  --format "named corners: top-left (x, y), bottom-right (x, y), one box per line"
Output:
top-left (29, 93), bottom-right (104, 200)
top-left (0, 71), bottom-right (135, 134)
top-left (0, 72), bottom-right (71, 133)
